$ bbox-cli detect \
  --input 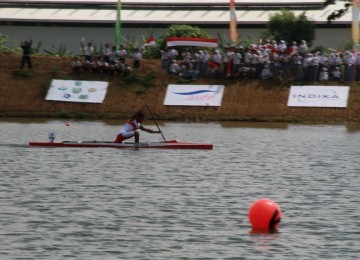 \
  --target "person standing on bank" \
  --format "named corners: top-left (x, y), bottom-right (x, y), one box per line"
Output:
top-left (132, 48), bottom-right (142, 68)
top-left (20, 38), bottom-right (32, 69)
top-left (83, 42), bottom-right (94, 62)
top-left (114, 108), bottom-right (161, 143)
